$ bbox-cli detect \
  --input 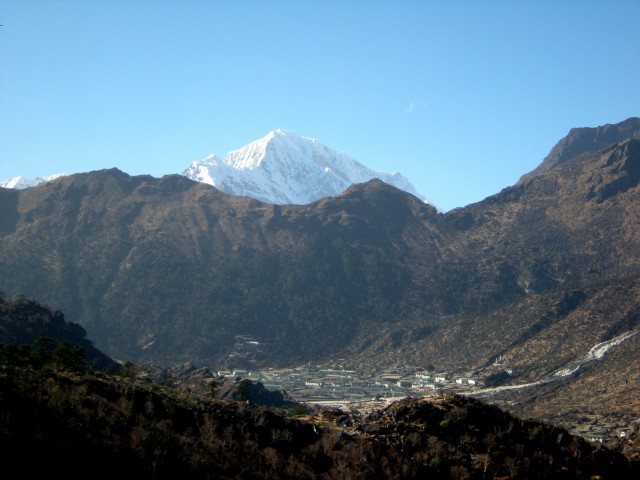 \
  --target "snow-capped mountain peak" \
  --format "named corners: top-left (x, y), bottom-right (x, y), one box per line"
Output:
top-left (224, 129), bottom-right (317, 170)
top-left (182, 131), bottom-right (427, 205)
top-left (0, 173), bottom-right (67, 189)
